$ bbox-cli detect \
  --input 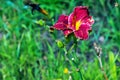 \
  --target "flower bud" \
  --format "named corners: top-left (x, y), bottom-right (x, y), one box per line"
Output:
top-left (56, 40), bottom-right (64, 48)
top-left (36, 19), bottom-right (45, 26)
